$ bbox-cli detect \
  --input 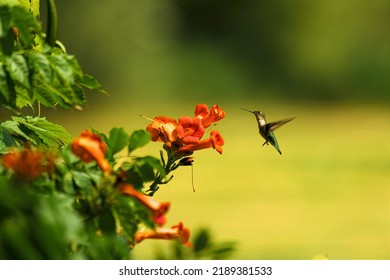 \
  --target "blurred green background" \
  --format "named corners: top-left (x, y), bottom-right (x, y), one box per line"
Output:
top-left (40, 0), bottom-right (388, 259)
